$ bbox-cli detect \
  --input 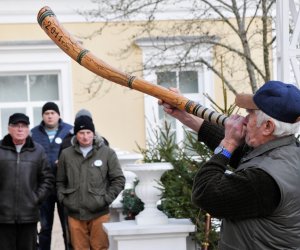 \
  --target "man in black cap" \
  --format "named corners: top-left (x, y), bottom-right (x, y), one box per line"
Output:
top-left (31, 102), bottom-right (72, 250)
top-left (159, 81), bottom-right (300, 249)
top-left (57, 115), bottom-right (125, 250)
top-left (57, 109), bottom-right (110, 250)
top-left (59, 109), bottom-right (109, 157)
top-left (0, 113), bottom-right (54, 250)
